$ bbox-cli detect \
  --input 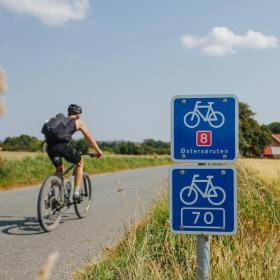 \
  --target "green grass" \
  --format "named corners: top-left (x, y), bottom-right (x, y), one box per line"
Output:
top-left (0, 155), bottom-right (171, 190)
top-left (75, 162), bottom-right (280, 280)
